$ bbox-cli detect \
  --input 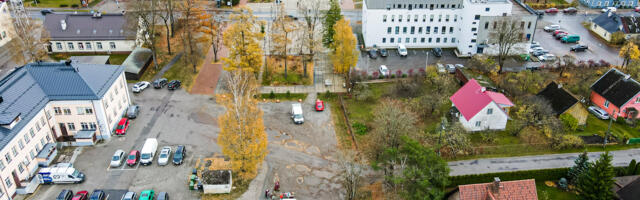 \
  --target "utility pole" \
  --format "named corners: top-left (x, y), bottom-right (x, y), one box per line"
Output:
top-left (437, 117), bottom-right (446, 156)
top-left (604, 110), bottom-right (616, 148)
